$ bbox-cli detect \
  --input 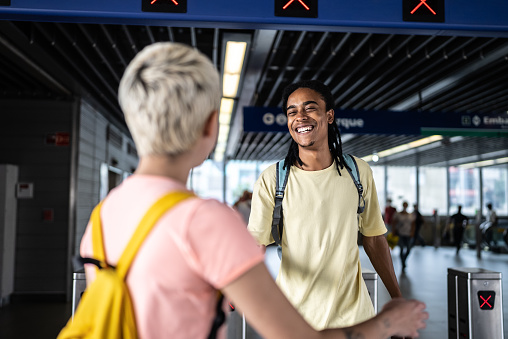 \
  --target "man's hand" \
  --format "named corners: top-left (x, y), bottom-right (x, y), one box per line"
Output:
top-left (379, 298), bottom-right (428, 338)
